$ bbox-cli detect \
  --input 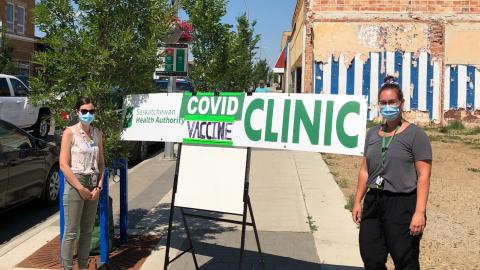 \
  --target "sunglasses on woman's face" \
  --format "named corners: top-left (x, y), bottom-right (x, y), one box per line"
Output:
top-left (80, 109), bottom-right (96, 115)
top-left (378, 99), bottom-right (400, 106)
